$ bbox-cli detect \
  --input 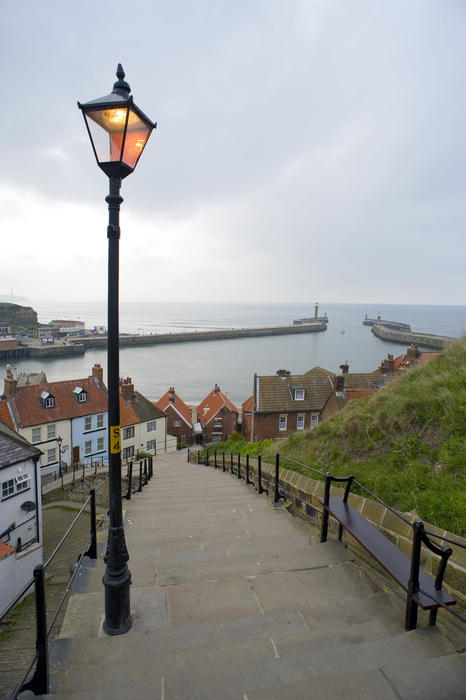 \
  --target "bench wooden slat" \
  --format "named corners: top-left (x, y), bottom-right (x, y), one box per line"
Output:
top-left (321, 497), bottom-right (456, 610)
